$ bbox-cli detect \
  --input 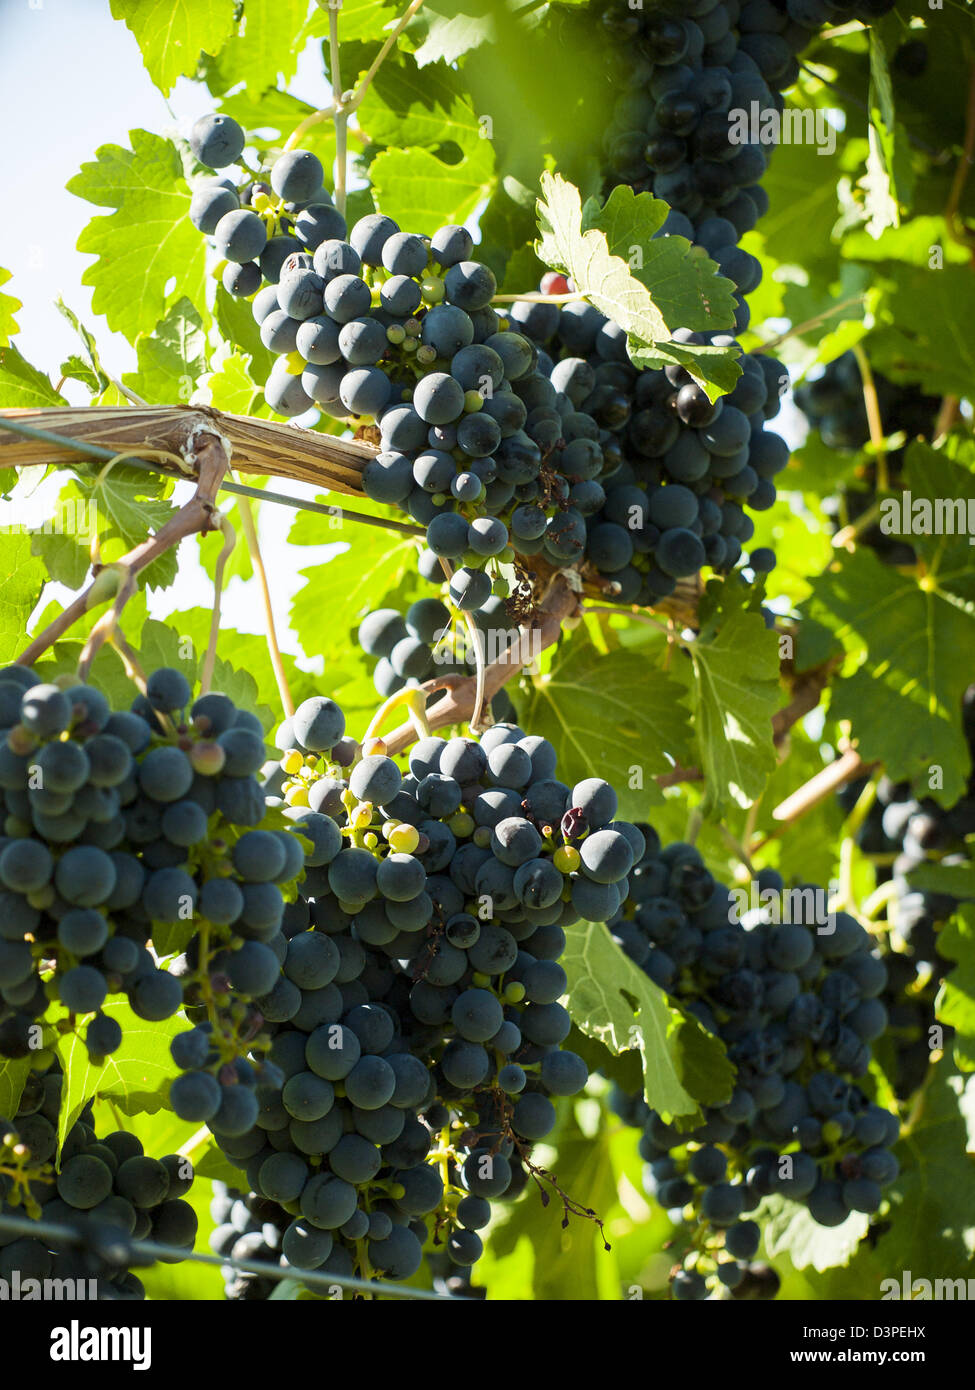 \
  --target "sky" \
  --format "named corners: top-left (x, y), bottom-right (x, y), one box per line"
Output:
top-left (0, 0), bottom-right (806, 667)
top-left (0, 0), bottom-right (342, 660)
